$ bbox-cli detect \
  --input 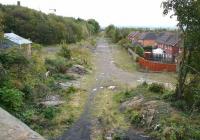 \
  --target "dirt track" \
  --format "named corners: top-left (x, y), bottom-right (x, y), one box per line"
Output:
top-left (56, 38), bottom-right (172, 140)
